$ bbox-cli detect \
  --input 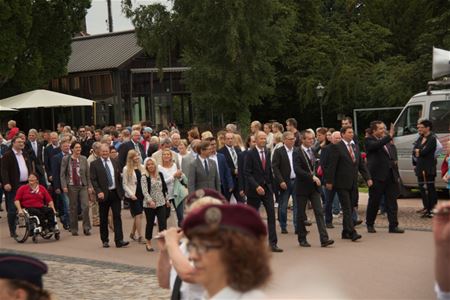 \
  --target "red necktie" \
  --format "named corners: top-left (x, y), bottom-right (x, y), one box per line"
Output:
top-left (260, 150), bottom-right (266, 170)
top-left (347, 144), bottom-right (355, 162)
